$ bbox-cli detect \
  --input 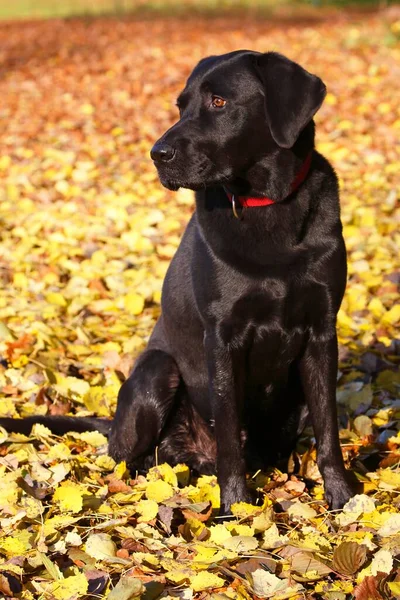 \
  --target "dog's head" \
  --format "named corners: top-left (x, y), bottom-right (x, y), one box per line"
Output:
top-left (150, 50), bottom-right (326, 192)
